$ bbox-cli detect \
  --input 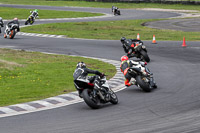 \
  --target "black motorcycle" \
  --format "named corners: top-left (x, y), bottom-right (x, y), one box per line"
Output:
top-left (74, 75), bottom-right (118, 109)
top-left (114, 8), bottom-right (120, 16)
top-left (4, 24), bottom-right (18, 39)
top-left (128, 39), bottom-right (150, 62)
top-left (128, 62), bottom-right (157, 92)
